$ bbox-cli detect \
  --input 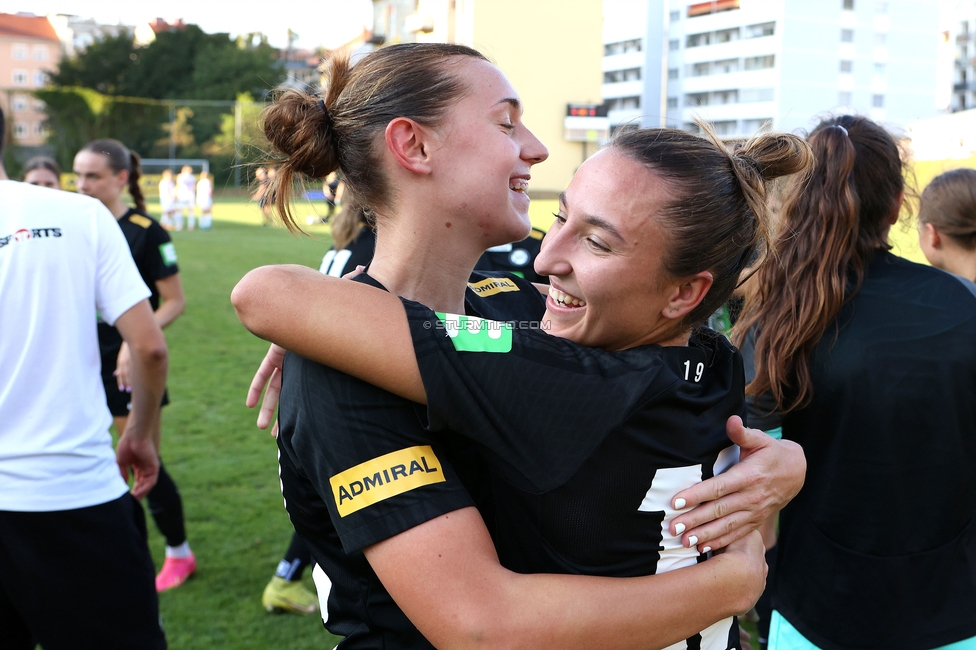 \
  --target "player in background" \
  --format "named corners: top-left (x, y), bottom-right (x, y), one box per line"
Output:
top-left (0, 107), bottom-right (168, 649)
top-left (736, 116), bottom-right (976, 649)
top-left (175, 165), bottom-right (196, 231)
top-left (74, 139), bottom-right (197, 593)
top-left (918, 168), bottom-right (976, 282)
top-left (21, 156), bottom-right (61, 189)
top-left (158, 169), bottom-right (176, 231)
top-left (196, 170), bottom-right (213, 231)
top-left (252, 167), bottom-right (273, 227)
